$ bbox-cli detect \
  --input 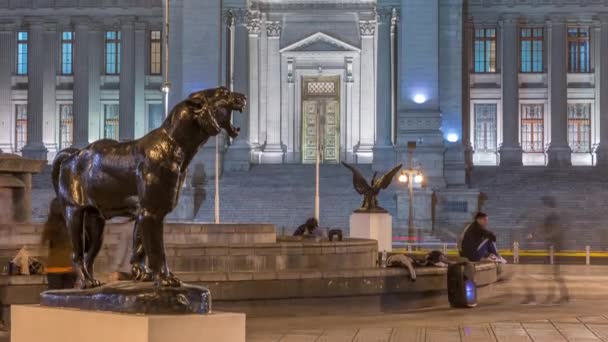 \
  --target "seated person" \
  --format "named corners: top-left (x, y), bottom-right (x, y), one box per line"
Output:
top-left (293, 218), bottom-right (319, 237)
top-left (458, 212), bottom-right (506, 264)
